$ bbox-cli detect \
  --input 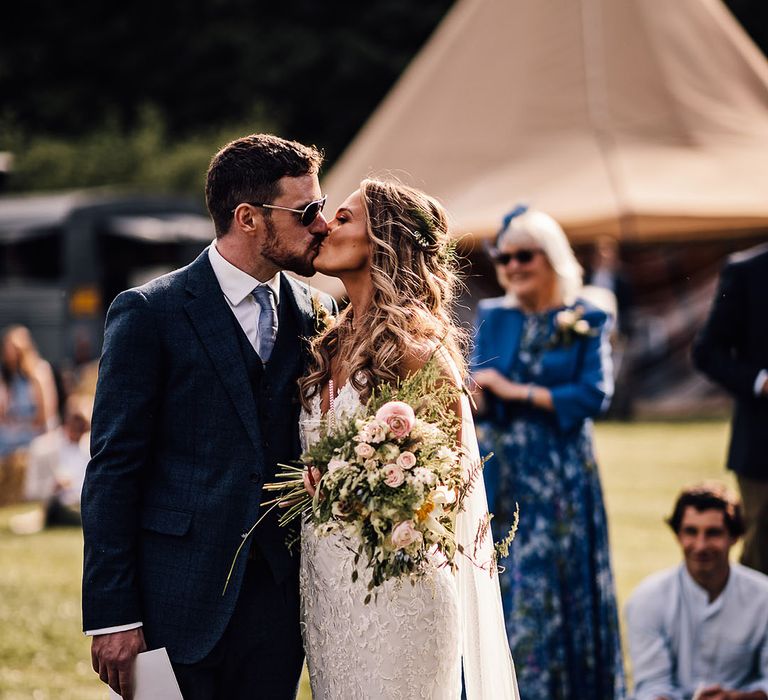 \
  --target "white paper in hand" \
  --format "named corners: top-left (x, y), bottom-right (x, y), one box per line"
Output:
top-left (108, 647), bottom-right (183, 700)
